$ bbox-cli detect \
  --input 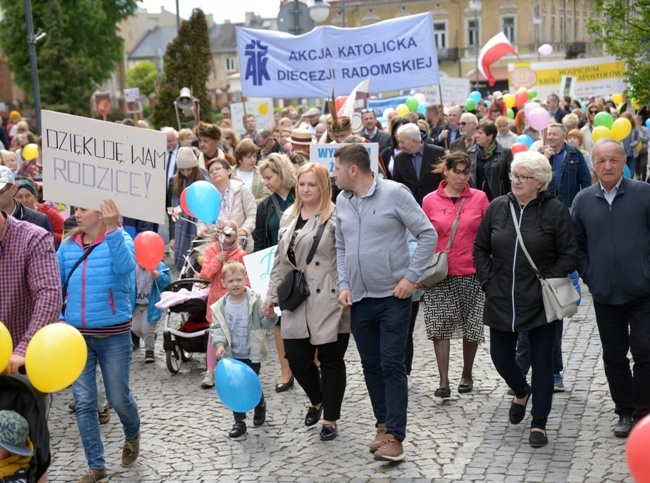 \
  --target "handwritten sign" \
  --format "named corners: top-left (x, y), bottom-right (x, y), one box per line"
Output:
top-left (41, 110), bottom-right (167, 225)
top-left (243, 245), bottom-right (281, 316)
top-left (309, 143), bottom-right (379, 176)
top-left (230, 98), bottom-right (275, 137)
top-left (124, 88), bottom-right (142, 114)
top-left (412, 77), bottom-right (471, 107)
